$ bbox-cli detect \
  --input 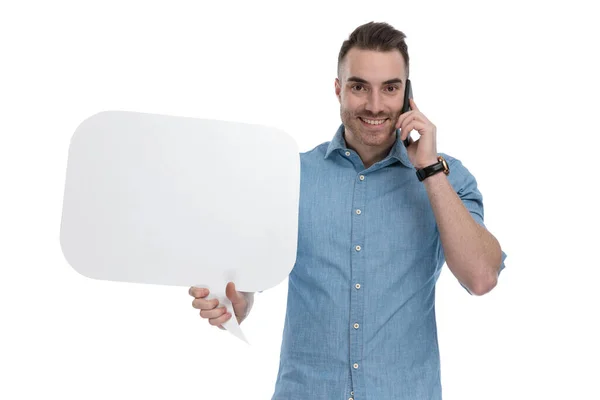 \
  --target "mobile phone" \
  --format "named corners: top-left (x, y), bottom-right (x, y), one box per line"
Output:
top-left (401, 79), bottom-right (412, 147)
